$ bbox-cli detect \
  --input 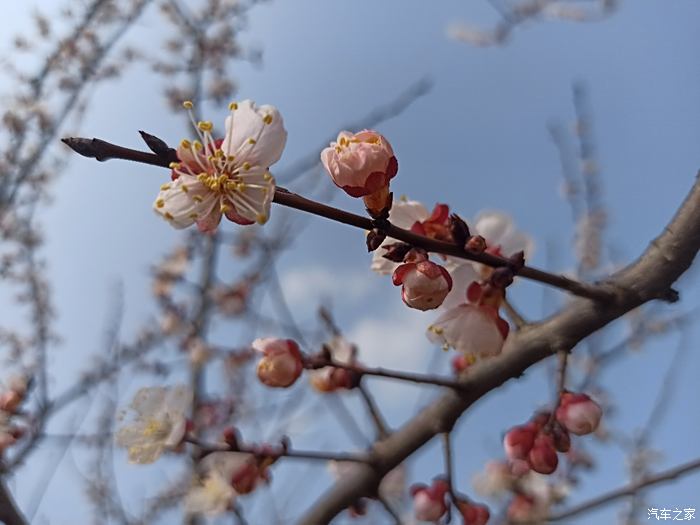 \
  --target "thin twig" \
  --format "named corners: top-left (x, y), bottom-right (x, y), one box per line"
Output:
top-left (306, 359), bottom-right (464, 390)
top-left (357, 382), bottom-right (391, 439)
top-left (545, 457), bottom-right (700, 522)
